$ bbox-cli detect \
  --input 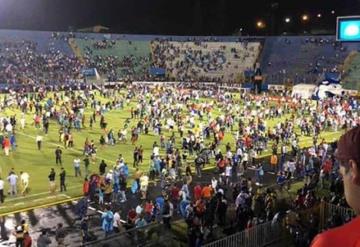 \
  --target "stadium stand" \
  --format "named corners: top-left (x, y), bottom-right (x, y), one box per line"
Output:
top-left (0, 30), bottom-right (81, 90)
top-left (260, 36), bottom-right (353, 85)
top-left (0, 30), bottom-right (359, 89)
top-left (151, 40), bottom-right (261, 82)
top-left (74, 38), bottom-right (151, 81)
